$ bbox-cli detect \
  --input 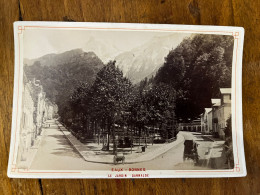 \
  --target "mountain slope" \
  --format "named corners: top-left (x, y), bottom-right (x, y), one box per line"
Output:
top-left (24, 48), bottom-right (84, 67)
top-left (24, 50), bottom-right (104, 107)
top-left (83, 36), bottom-right (120, 63)
top-left (115, 34), bottom-right (189, 84)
